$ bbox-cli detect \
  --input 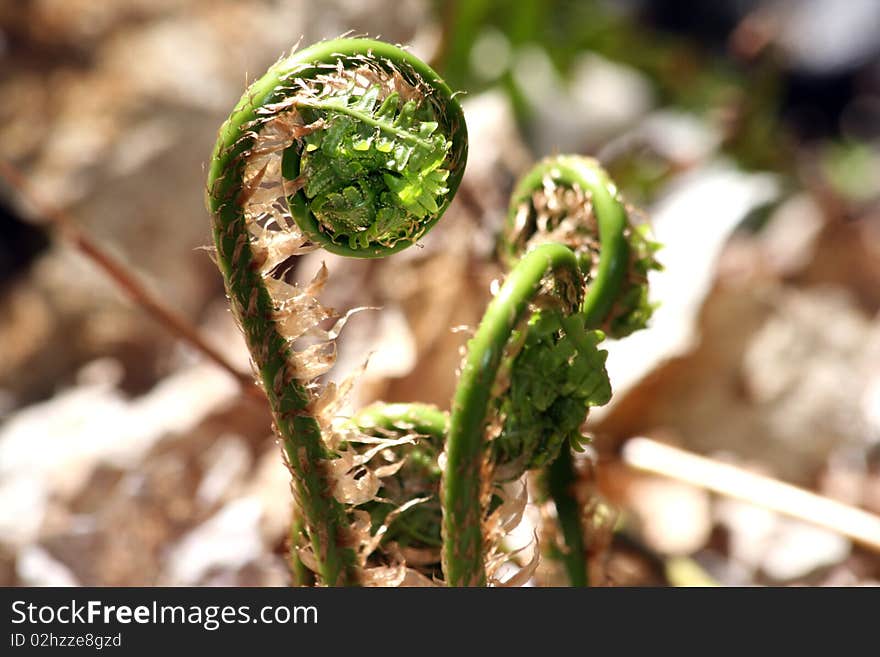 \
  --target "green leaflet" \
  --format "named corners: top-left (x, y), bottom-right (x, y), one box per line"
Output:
top-left (297, 85), bottom-right (451, 250)
top-left (492, 310), bottom-right (611, 478)
top-left (604, 223), bottom-right (663, 338)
